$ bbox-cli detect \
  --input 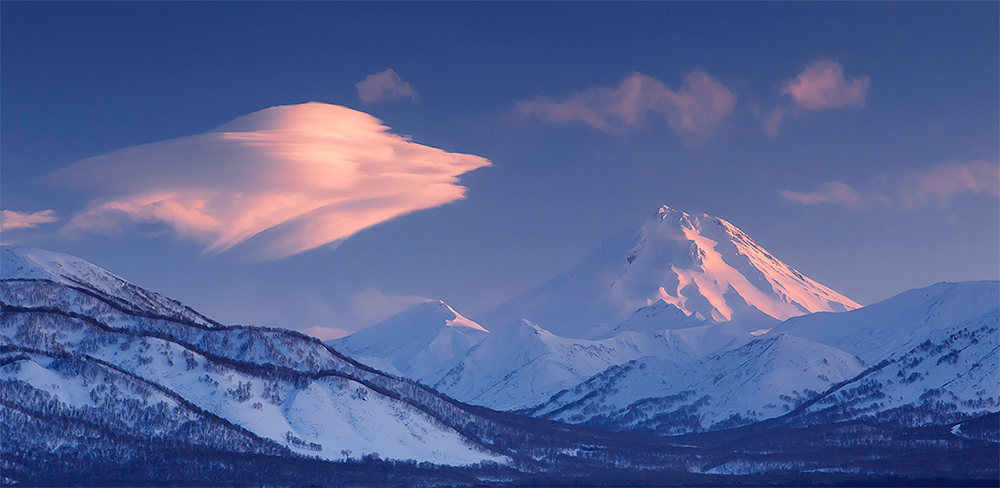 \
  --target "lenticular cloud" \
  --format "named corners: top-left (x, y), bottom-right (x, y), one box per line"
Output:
top-left (56, 102), bottom-right (491, 259)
